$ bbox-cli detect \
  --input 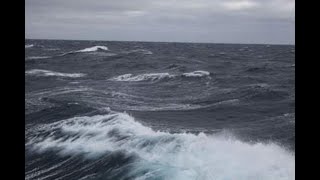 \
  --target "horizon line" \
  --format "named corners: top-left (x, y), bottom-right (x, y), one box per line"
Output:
top-left (25, 37), bottom-right (295, 46)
